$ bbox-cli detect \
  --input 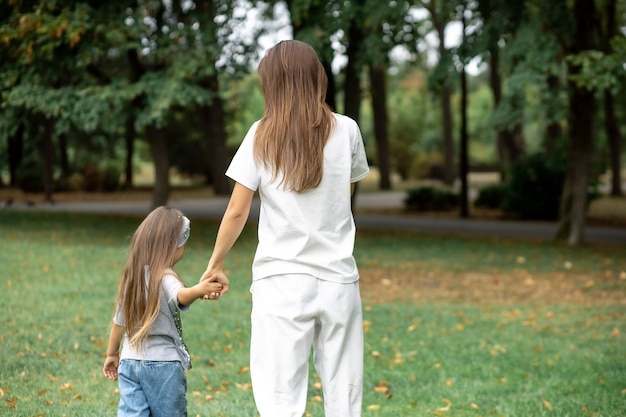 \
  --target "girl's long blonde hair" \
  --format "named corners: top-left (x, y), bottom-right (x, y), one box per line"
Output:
top-left (114, 206), bottom-right (185, 350)
top-left (254, 40), bottom-right (335, 192)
